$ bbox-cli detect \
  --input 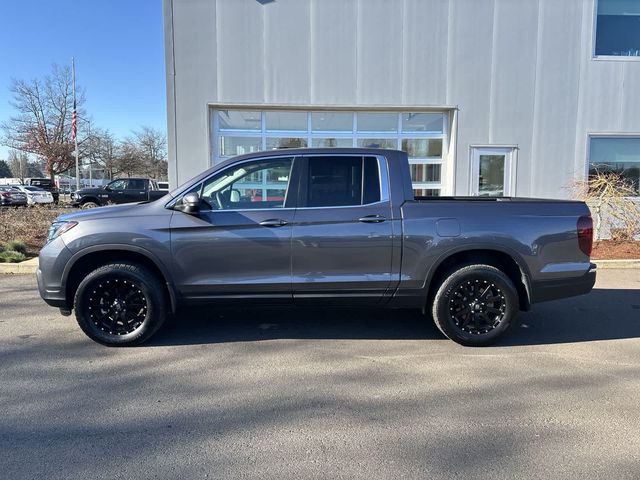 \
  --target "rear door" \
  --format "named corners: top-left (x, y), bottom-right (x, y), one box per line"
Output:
top-left (123, 178), bottom-right (148, 202)
top-left (291, 155), bottom-right (394, 305)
